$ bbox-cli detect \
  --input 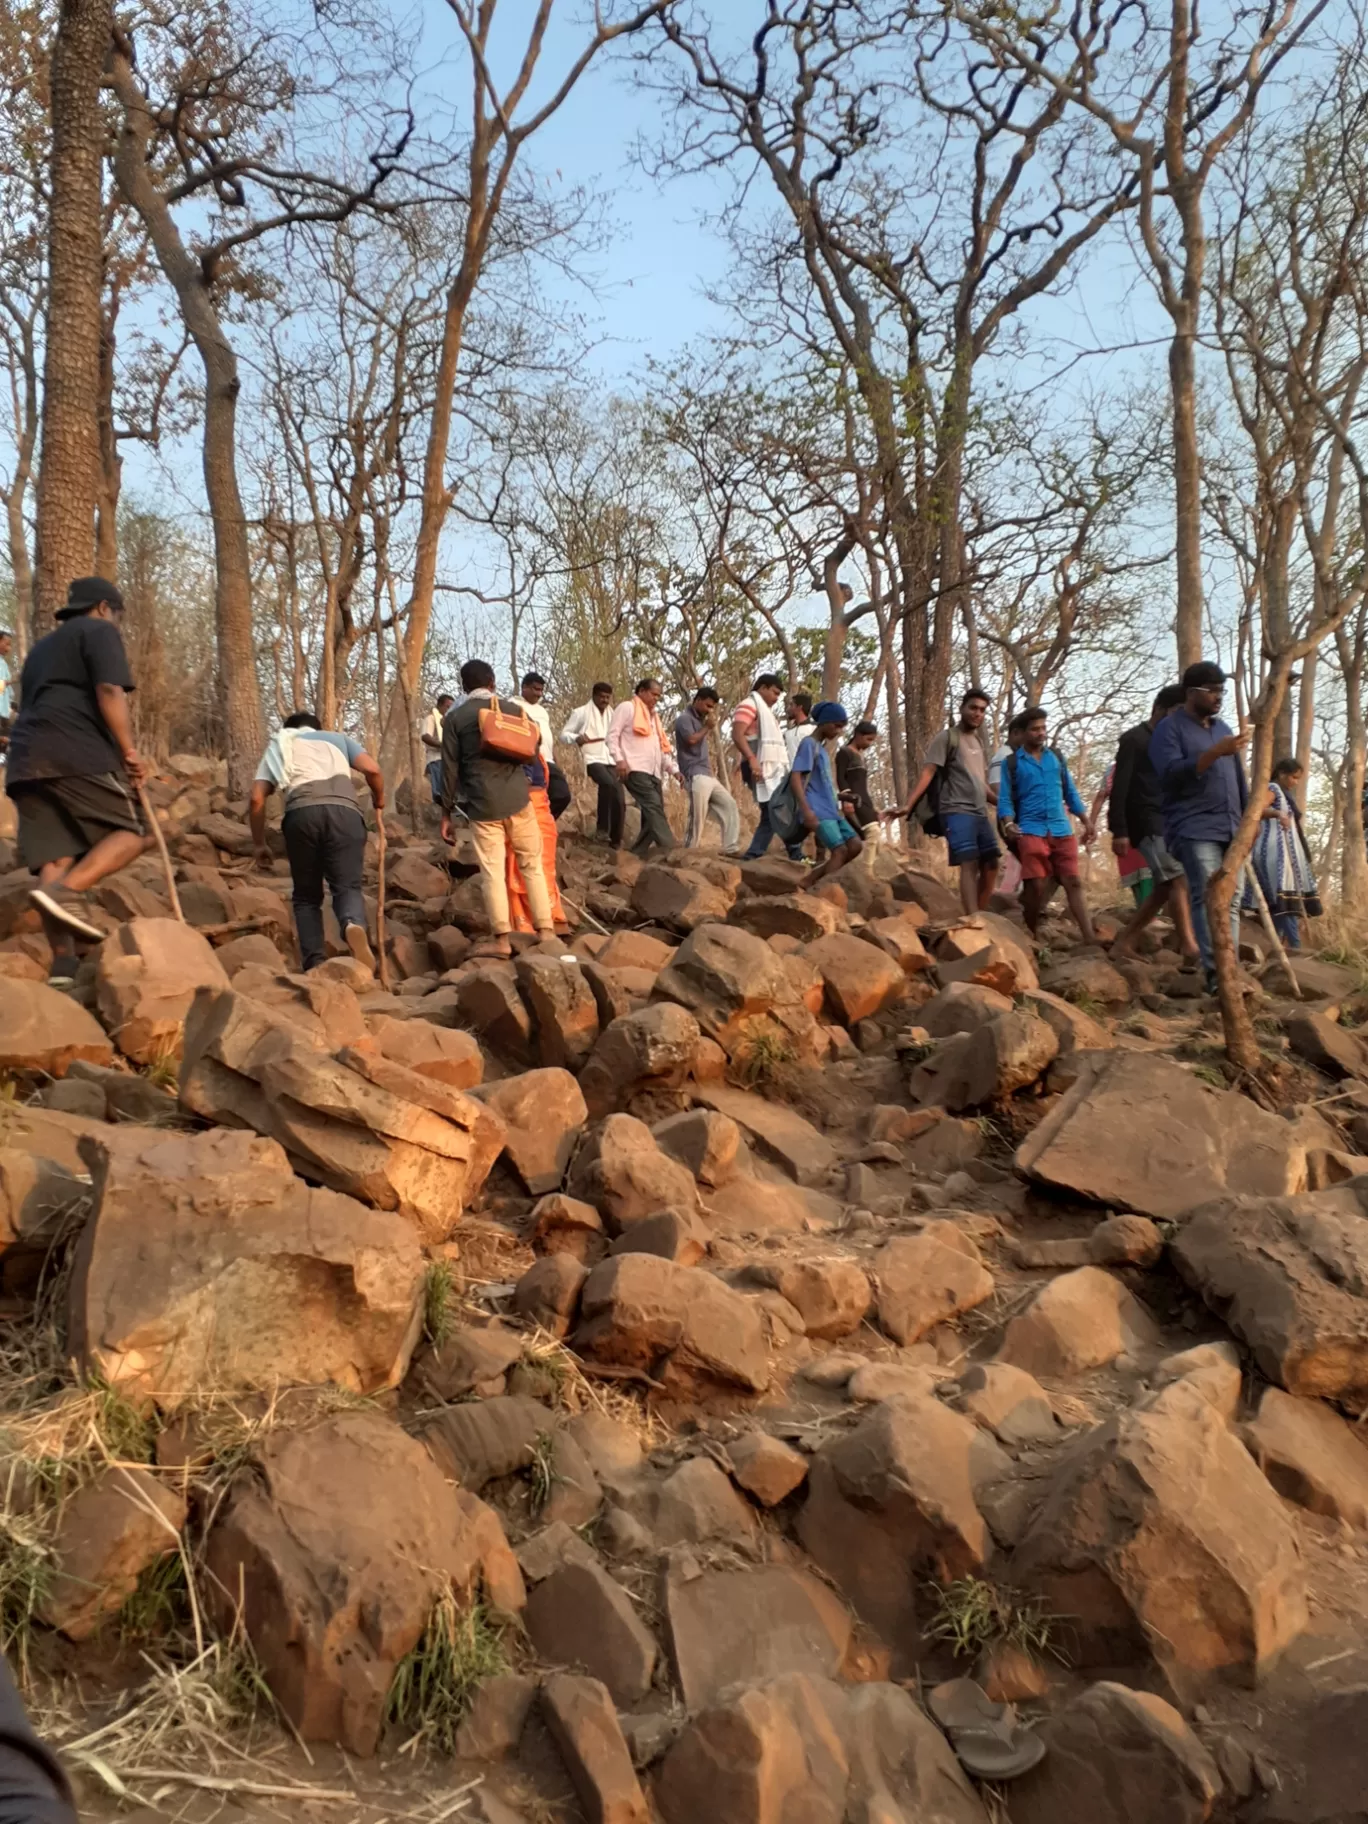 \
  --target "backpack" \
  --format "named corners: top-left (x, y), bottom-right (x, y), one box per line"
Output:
top-left (1000, 745), bottom-right (1068, 853)
top-left (766, 774), bottom-right (803, 845)
top-left (914, 726), bottom-right (960, 840)
top-left (478, 697), bottom-right (540, 765)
